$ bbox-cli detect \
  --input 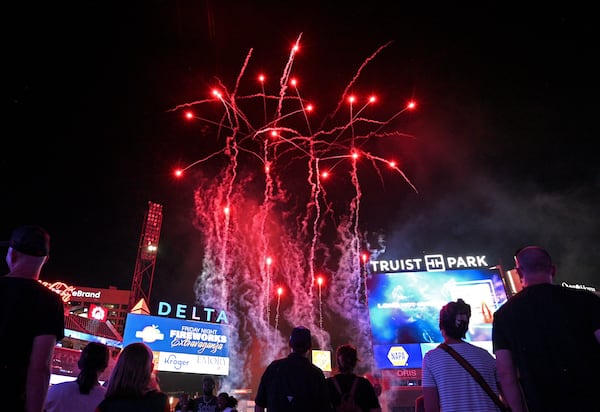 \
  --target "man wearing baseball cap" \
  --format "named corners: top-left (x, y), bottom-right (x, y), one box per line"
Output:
top-left (255, 326), bottom-right (333, 411)
top-left (0, 225), bottom-right (65, 412)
